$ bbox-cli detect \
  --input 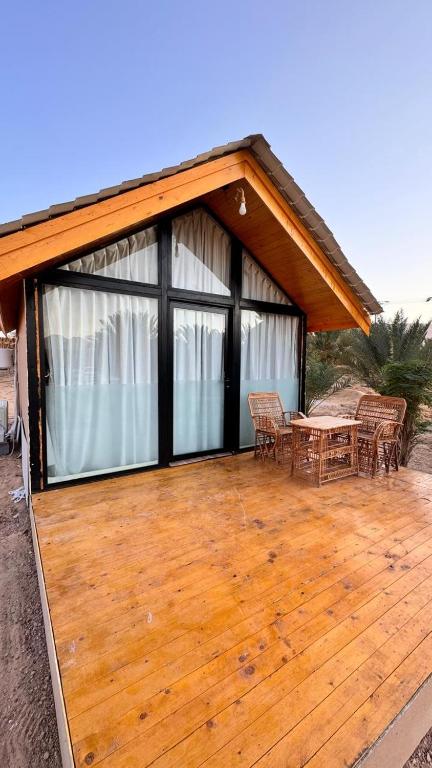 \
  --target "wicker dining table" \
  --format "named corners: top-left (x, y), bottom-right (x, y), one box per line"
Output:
top-left (290, 416), bottom-right (362, 486)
